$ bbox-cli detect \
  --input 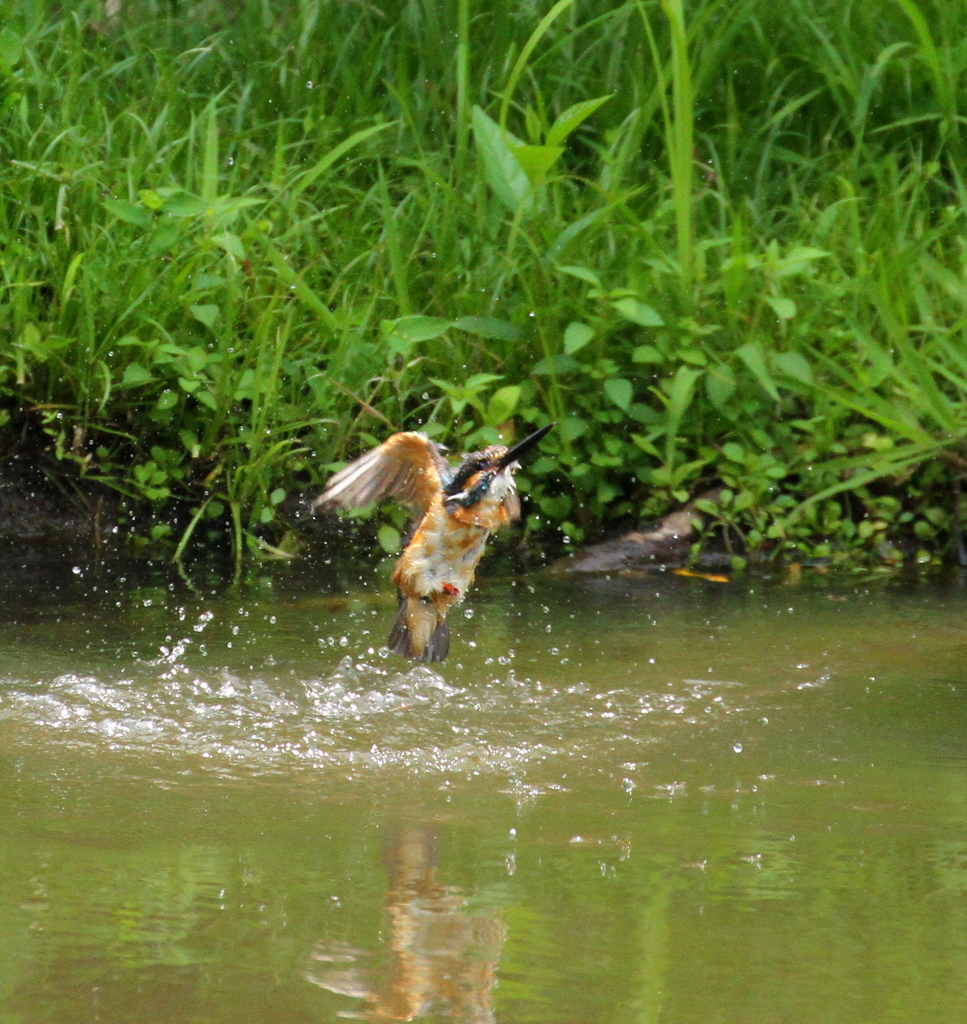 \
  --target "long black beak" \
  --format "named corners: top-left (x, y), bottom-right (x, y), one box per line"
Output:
top-left (497, 423), bottom-right (554, 469)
